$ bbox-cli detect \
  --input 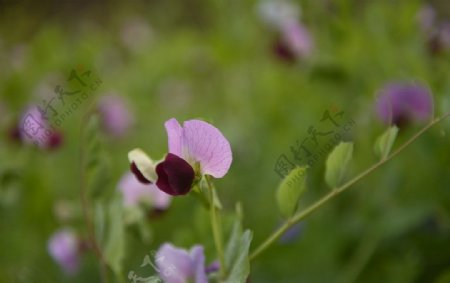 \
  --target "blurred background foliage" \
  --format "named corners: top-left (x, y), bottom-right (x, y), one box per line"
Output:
top-left (0, 0), bottom-right (450, 282)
